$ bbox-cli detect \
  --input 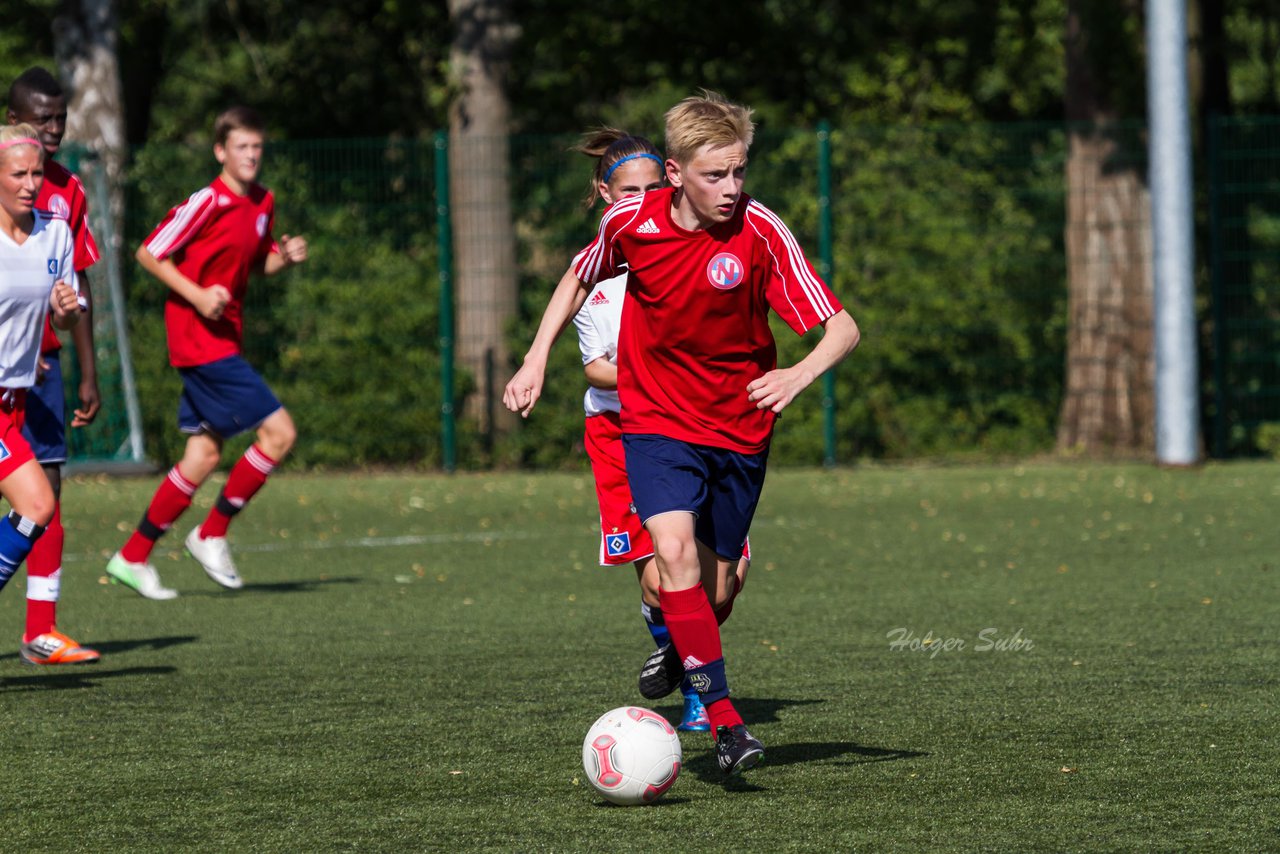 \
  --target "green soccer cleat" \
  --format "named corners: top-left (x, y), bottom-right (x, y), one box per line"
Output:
top-left (106, 552), bottom-right (178, 600)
